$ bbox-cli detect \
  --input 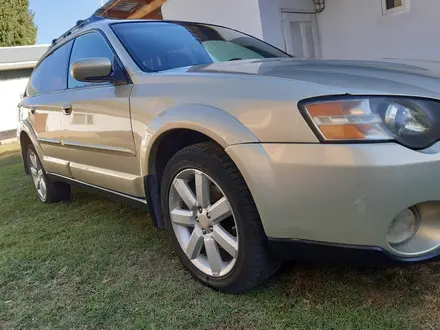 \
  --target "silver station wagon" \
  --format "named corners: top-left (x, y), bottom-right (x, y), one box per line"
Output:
top-left (18, 16), bottom-right (440, 292)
